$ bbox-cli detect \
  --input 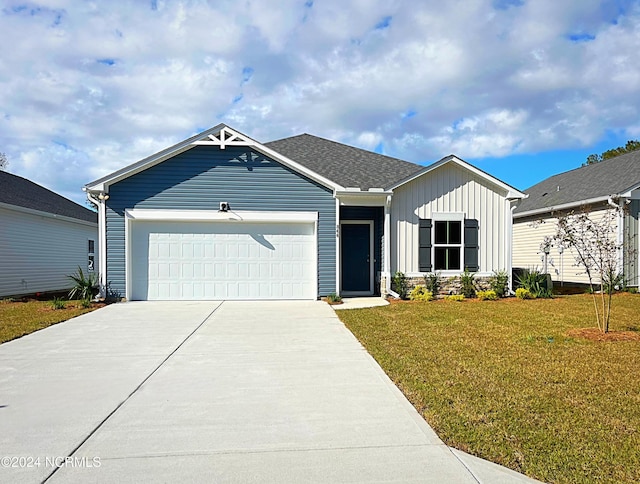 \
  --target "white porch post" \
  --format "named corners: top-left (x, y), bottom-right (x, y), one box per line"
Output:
top-left (383, 195), bottom-right (392, 295)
